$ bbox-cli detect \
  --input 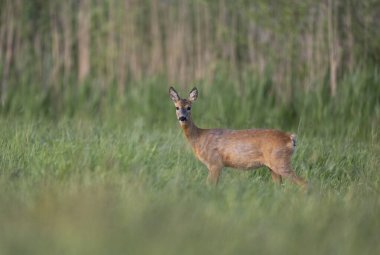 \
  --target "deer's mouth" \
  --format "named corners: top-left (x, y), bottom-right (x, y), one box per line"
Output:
top-left (178, 116), bottom-right (187, 122)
